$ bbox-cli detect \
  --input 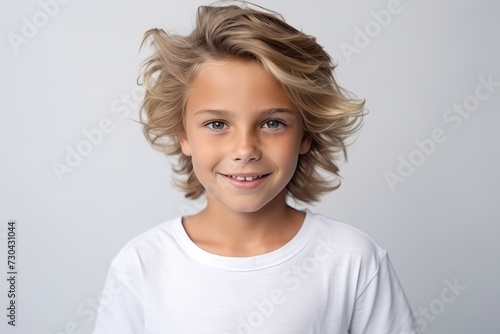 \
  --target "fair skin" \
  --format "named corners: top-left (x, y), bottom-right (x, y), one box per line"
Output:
top-left (179, 58), bottom-right (311, 257)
